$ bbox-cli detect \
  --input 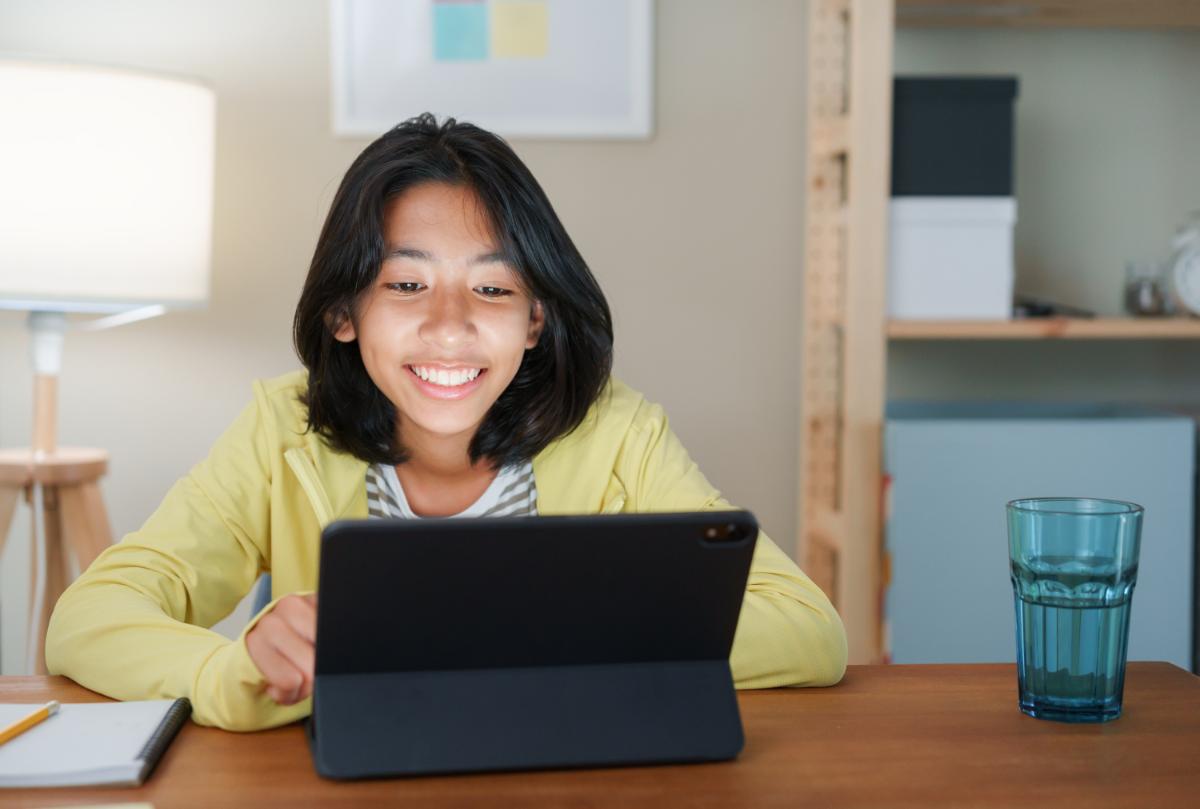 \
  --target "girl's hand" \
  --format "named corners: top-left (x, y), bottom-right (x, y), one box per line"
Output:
top-left (245, 593), bottom-right (317, 705)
